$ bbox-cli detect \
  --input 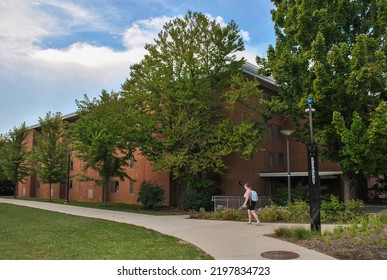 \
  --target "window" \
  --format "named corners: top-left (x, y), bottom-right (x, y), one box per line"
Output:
top-left (129, 179), bottom-right (135, 194)
top-left (264, 152), bottom-right (284, 168)
top-left (271, 124), bottom-right (282, 139)
top-left (130, 156), bottom-right (135, 169)
top-left (264, 124), bottom-right (282, 139)
top-left (70, 160), bottom-right (74, 170)
top-left (111, 180), bottom-right (119, 193)
top-left (69, 180), bottom-right (73, 189)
